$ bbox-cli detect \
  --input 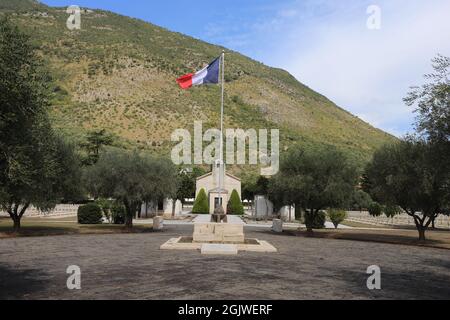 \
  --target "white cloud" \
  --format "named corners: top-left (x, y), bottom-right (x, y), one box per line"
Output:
top-left (268, 0), bottom-right (450, 136)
